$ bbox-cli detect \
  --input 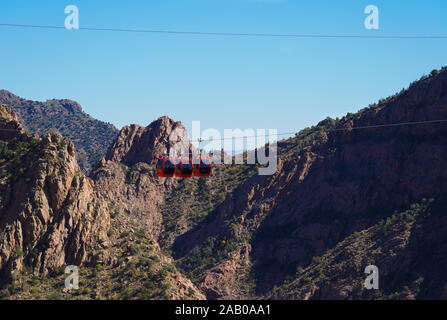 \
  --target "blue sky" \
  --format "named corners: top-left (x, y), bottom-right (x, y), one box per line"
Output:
top-left (1, 0), bottom-right (447, 142)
